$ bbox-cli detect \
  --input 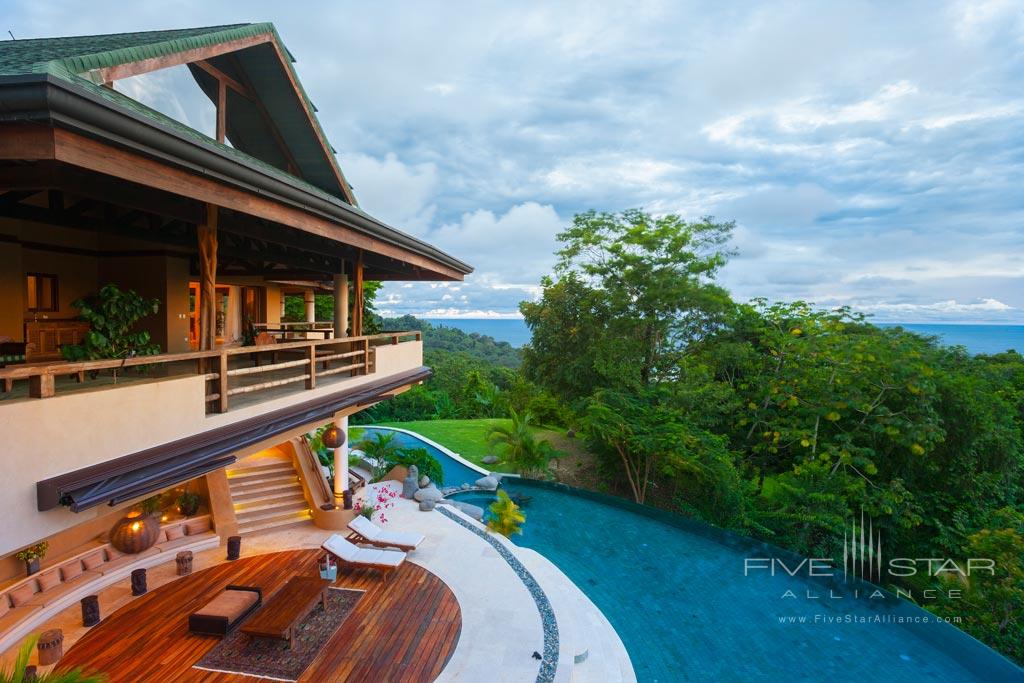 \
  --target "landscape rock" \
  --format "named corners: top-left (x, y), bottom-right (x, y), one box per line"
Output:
top-left (481, 455), bottom-right (500, 465)
top-left (460, 483), bottom-right (471, 490)
top-left (413, 485), bottom-right (444, 503)
top-left (450, 501), bottom-right (485, 521)
top-left (475, 475), bottom-right (500, 491)
top-left (419, 475), bottom-right (431, 488)
top-left (418, 500), bottom-right (436, 512)
top-left (402, 464), bottom-right (420, 499)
